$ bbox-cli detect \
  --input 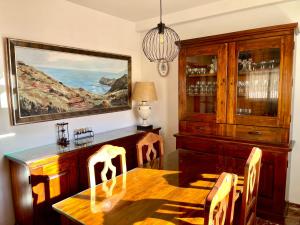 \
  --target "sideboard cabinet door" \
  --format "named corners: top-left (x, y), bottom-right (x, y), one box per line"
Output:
top-left (30, 155), bottom-right (78, 225)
